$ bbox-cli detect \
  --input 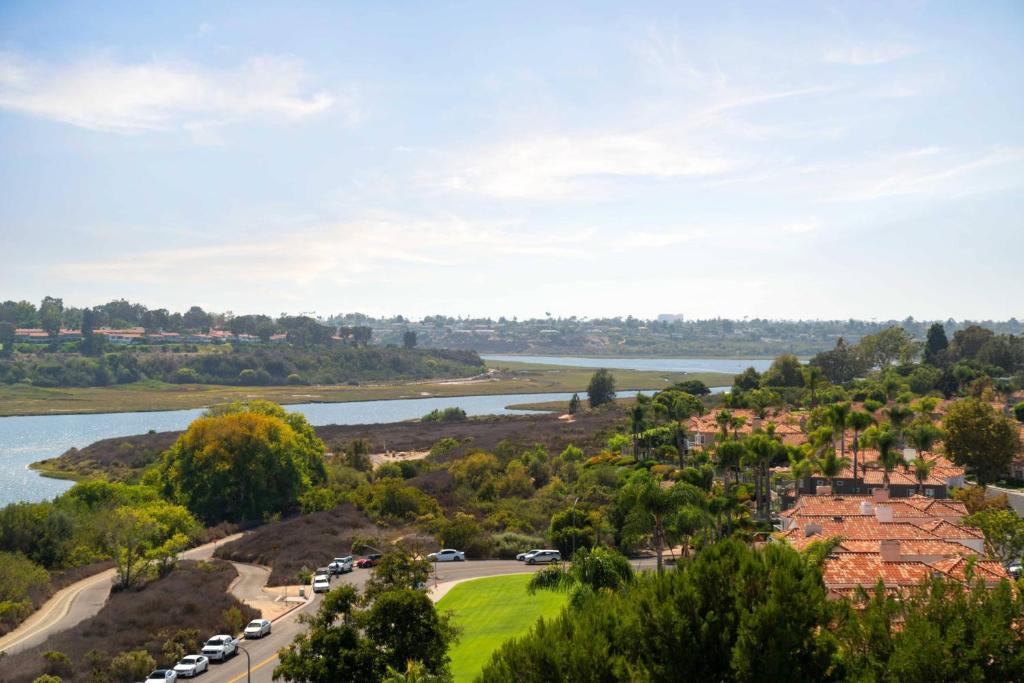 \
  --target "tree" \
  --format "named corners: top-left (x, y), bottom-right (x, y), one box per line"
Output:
top-left (618, 474), bottom-right (704, 572)
top-left (874, 427), bottom-right (905, 490)
top-left (0, 321), bottom-right (14, 357)
top-left (157, 404), bottom-right (326, 523)
top-left (908, 457), bottom-right (934, 494)
top-left (364, 547), bottom-right (432, 599)
top-left (857, 326), bottom-right (920, 368)
top-left (827, 402), bottom-right (851, 458)
top-left (762, 354), bottom-right (804, 387)
top-left (810, 337), bottom-right (864, 384)
top-left (847, 410), bottom-right (875, 479)
top-left (103, 507), bottom-right (158, 589)
top-left (943, 398), bottom-right (1022, 485)
top-left (923, 322), bottom-right (949, 365)
top-left (402, 330), bottom-right (417, 349)
top-left (950, 325), bottom-right (994, 361)
top-left (743, 433), bottom-right (788, 522)
top-left (803, 365), bottom-right (824, 407)
top-left (567, 393), bottom-right (581, 414)
top-left (586, 369), bottom-right (616, 408)
top-left (528, 546), bottom-right (634, 607)
top-left (363, 589), bottom-right (457, 675)
top-left (814, 449), bottom-right (850, 490)
top-left (964, 508), bottom-right (1024, 565)
top-left (39, 296), bottom-right (63, 340)
top-left (1015, 402), bottom-right (1024, 423)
